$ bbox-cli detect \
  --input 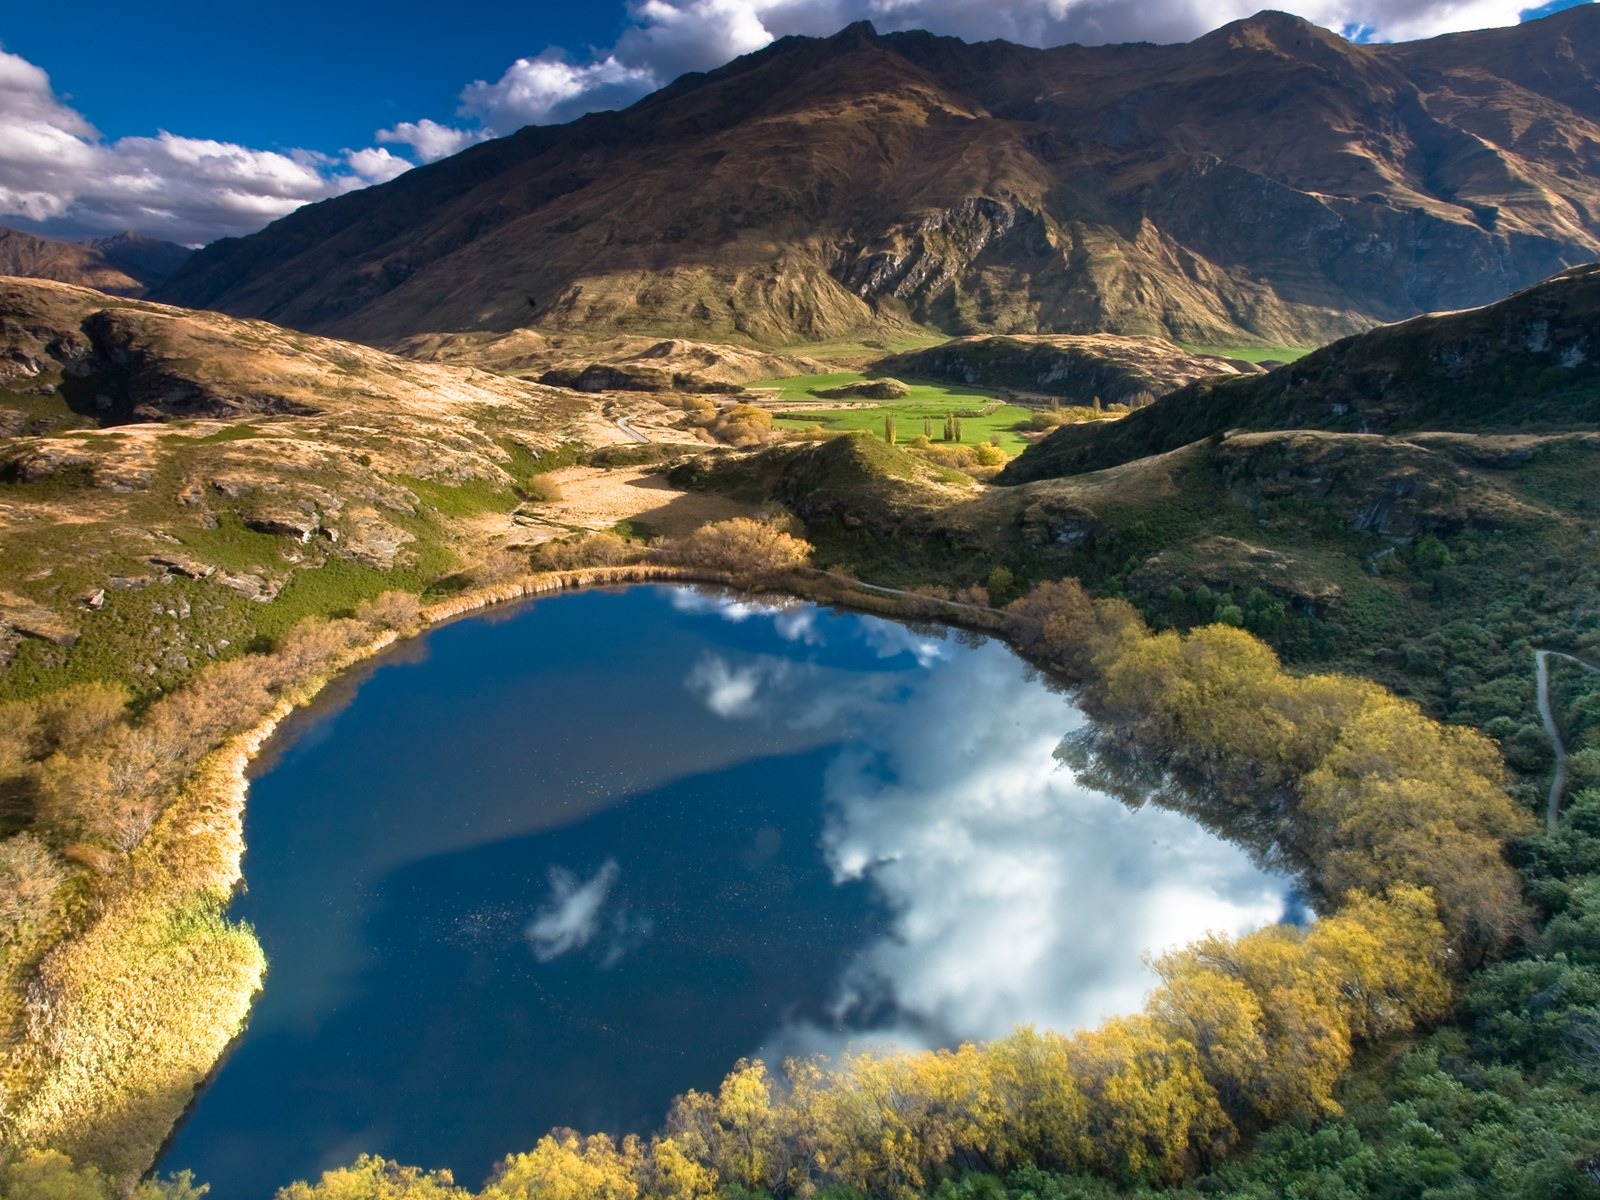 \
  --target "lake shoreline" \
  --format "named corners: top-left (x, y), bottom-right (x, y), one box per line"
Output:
top-left (112, 562), bottom-right (1020, 1183)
